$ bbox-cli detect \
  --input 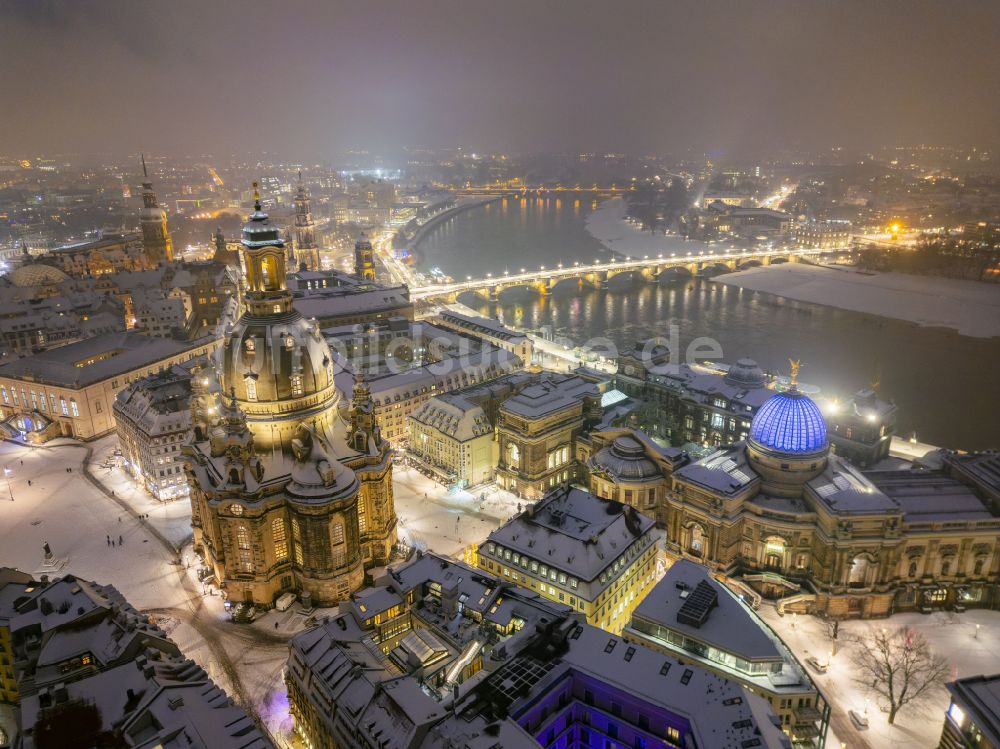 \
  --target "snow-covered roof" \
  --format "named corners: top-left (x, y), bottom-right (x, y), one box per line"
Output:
top-left (481, 486), bottom-right (656, 591)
